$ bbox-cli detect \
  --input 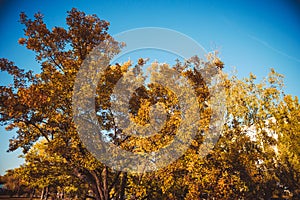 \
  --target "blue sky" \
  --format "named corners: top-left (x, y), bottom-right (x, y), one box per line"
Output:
top-left (0, 0), bottom-right (299, 175)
